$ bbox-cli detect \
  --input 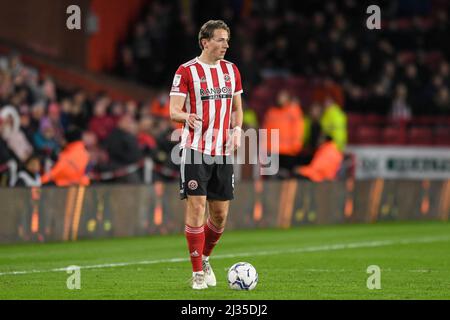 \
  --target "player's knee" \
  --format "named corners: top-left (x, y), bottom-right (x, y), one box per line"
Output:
top-left (210, 209), bottom-right (228, 225)
top-left (188, 199), bottom-right (206, 215)
top-left (212, 215), bottom-right (227, 227)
